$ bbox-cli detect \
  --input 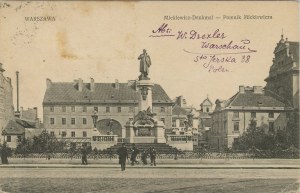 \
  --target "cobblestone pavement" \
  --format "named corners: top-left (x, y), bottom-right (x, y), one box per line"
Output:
top-left (0, 168), bottom-right (299, 193)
